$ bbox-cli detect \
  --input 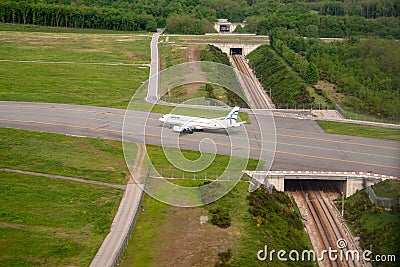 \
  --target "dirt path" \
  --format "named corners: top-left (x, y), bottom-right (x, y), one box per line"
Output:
top-left (129, 142), bottom-right (146, 184)
top-left (0, 168), bottom-right (126, 190)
